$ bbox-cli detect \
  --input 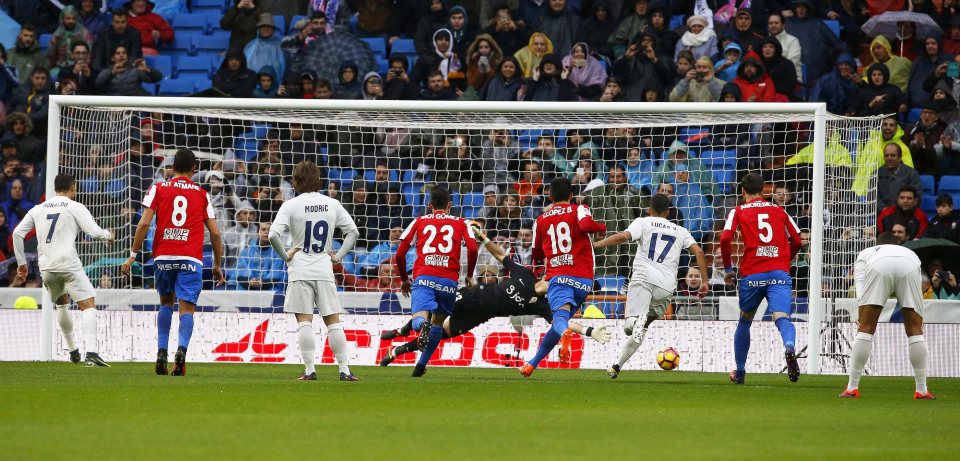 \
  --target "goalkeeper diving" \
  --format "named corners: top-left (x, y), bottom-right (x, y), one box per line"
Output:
top-left (379, 224), bottom-right (611, 366)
